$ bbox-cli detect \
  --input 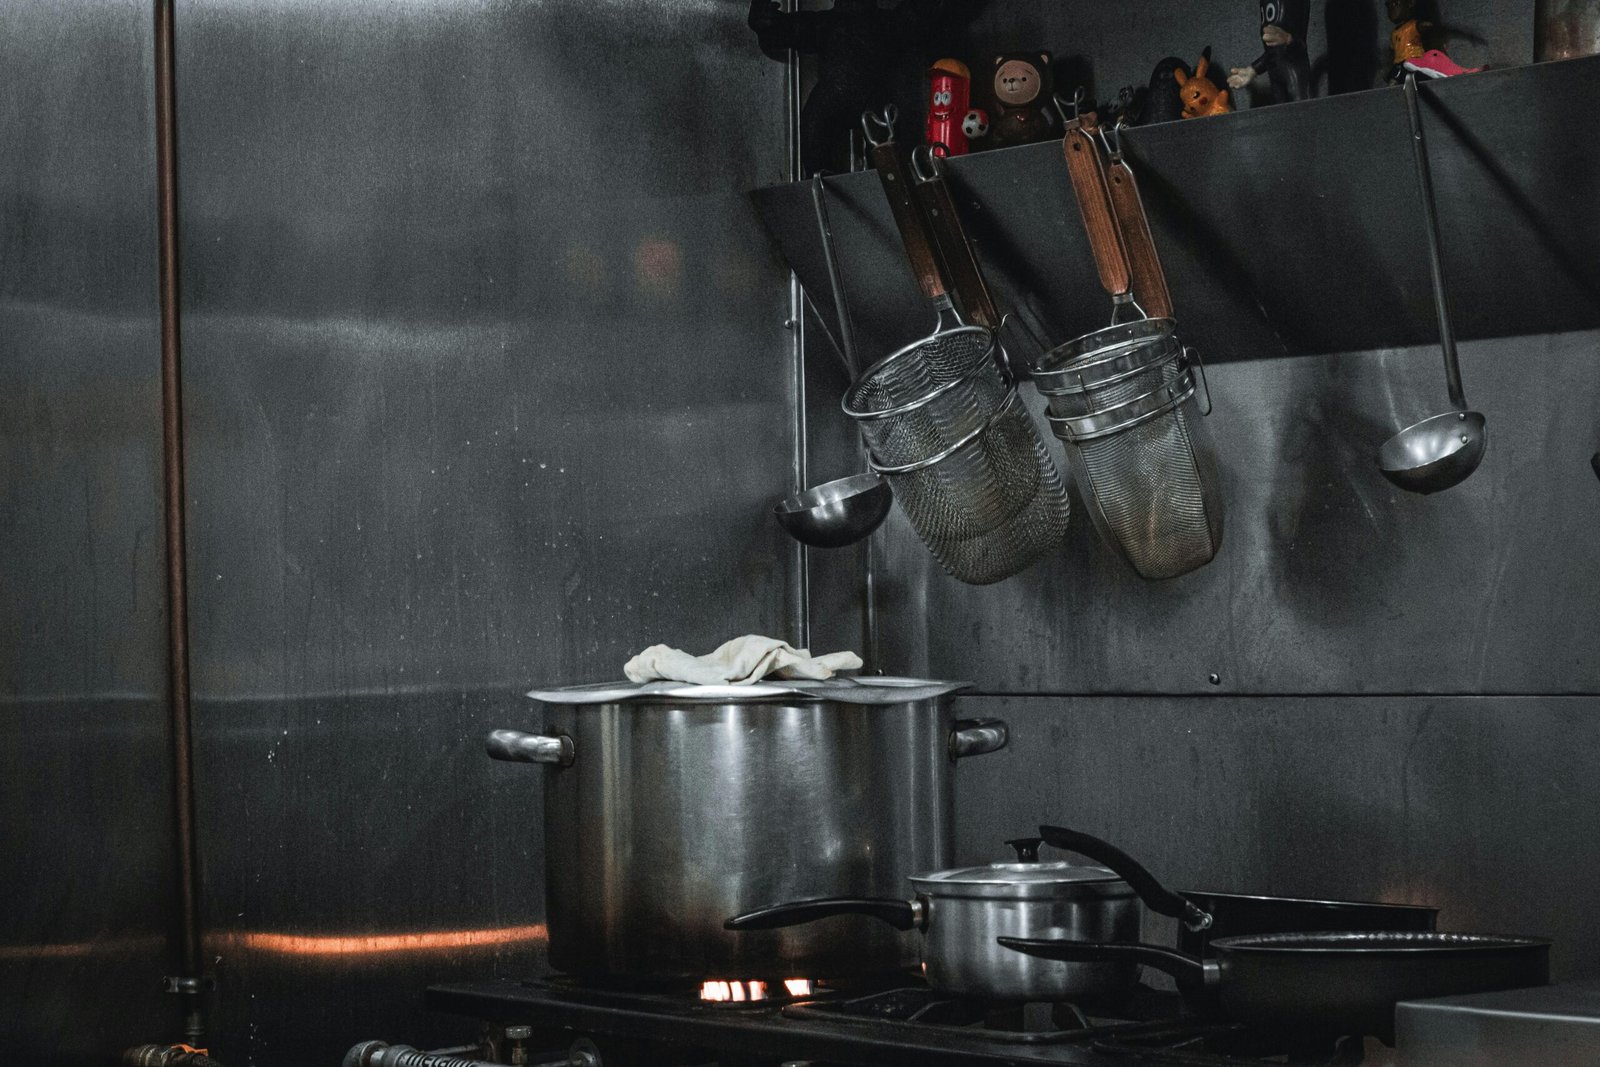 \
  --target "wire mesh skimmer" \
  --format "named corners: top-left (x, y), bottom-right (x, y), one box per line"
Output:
top-left (844, 105), bottom-right (1069, 584)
